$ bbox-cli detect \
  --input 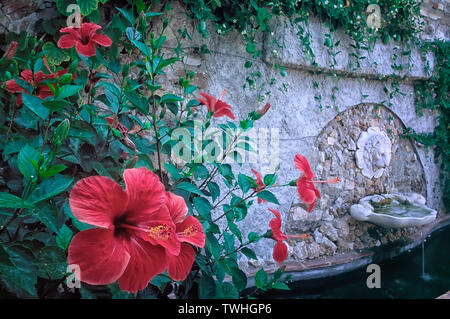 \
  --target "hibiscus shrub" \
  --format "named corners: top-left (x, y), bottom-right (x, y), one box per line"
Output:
top-left (0, 3), bottom-right (335, 299)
